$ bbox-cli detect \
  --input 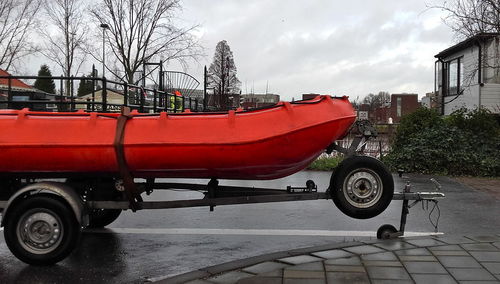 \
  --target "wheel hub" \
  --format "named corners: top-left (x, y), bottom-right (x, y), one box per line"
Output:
top-left (344, 169), bottom-right (383, 208)
top-left (17, 210), bottom-right (63, 254)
